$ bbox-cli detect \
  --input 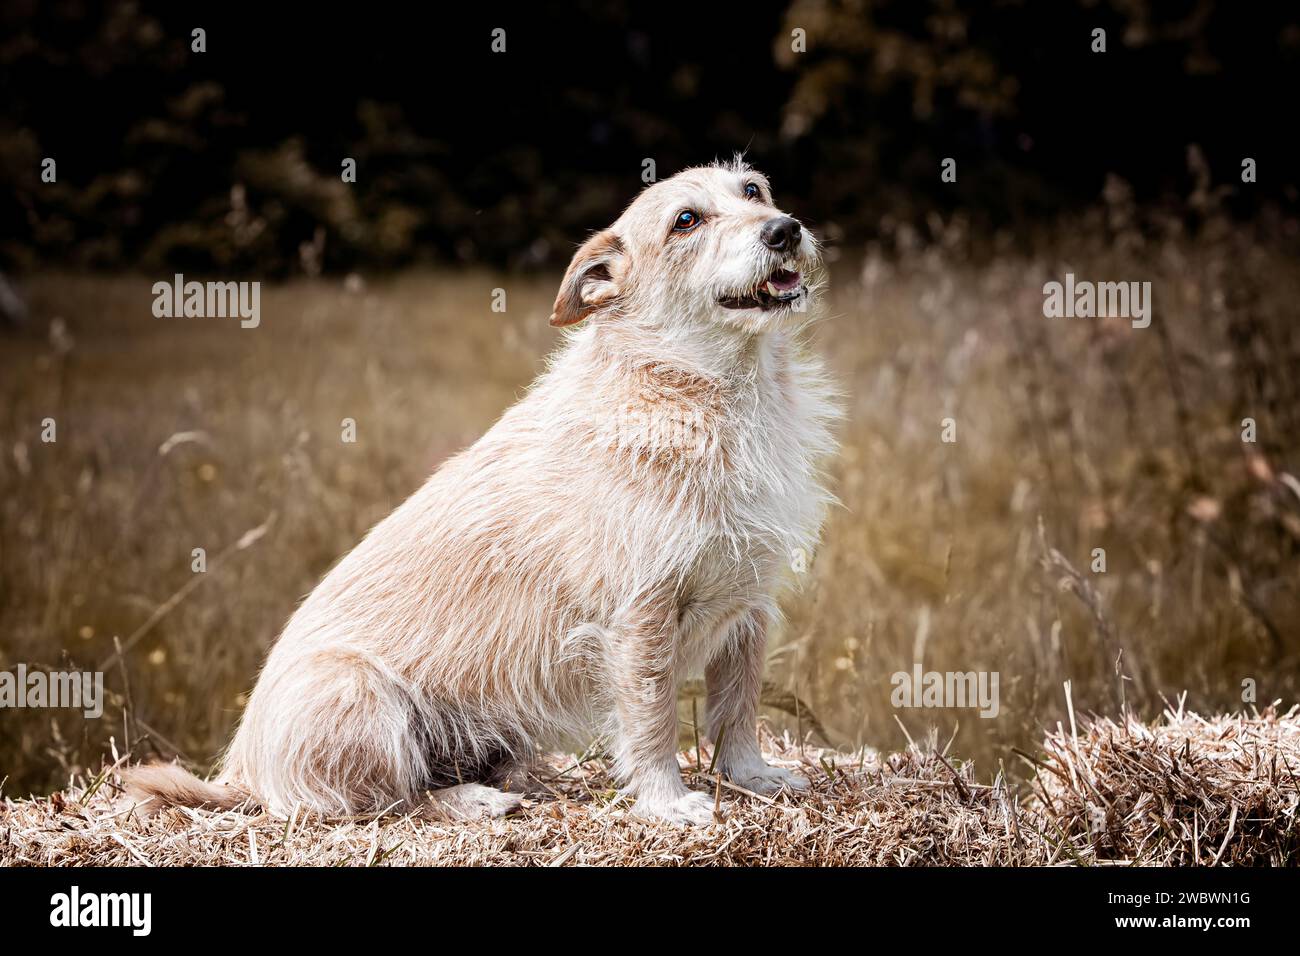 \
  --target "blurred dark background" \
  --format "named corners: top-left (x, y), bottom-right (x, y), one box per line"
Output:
top-left (3, 0), bottom-right (1298, 276)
